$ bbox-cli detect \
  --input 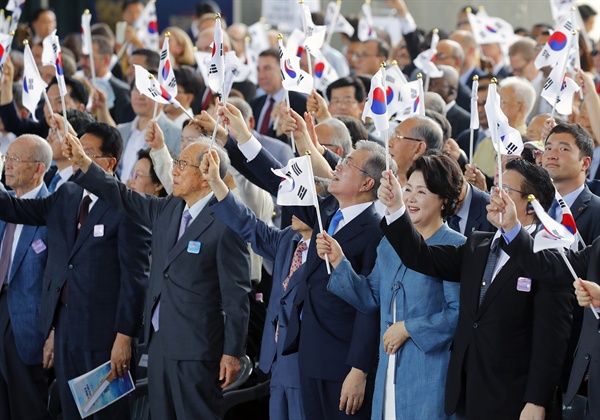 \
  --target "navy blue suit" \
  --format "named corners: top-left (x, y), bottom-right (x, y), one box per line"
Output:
top-left (241, 146), bottom-right (380, 419)
top-left (211, 192), bottom-right (306, 419)
top-left (251, 91), bottom-right (308, 145)
top-left (464, 185), bottom-right (496, 236)
top-left (0, 181), bottom-right (151, 420)
top-left (0, 185), bottom-right (51, 420)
